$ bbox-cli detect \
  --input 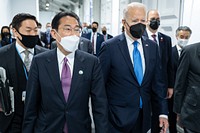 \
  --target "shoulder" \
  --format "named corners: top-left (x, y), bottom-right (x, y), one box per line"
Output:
top-left (0, 43), bottom-right (14, 54)
top-left (158, 32), bottom-right (171, 40)
top-left (80, 37), bottom-right (90, 43)
top-left (35, 45), bottom-right (49, 53)
top-left (183, 42), bottom-right (200, 52)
